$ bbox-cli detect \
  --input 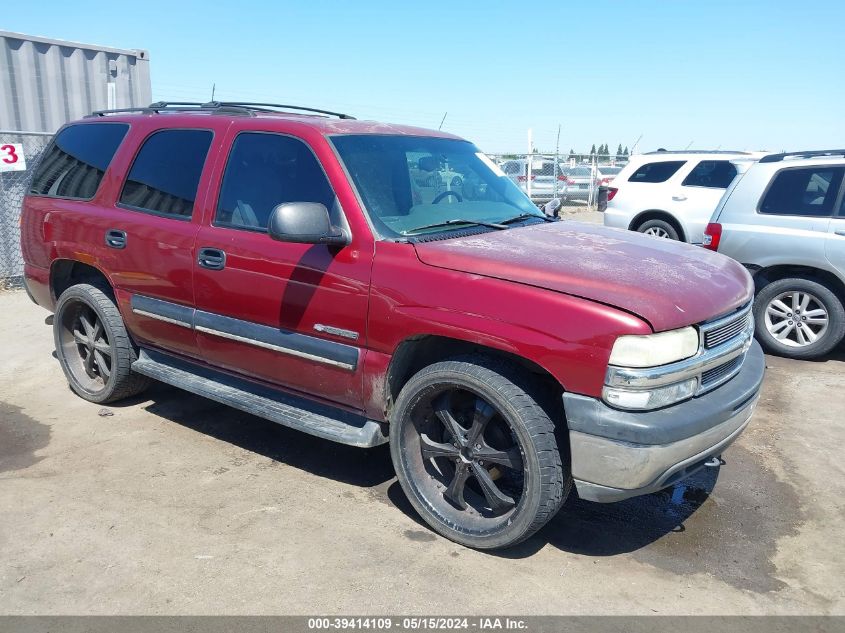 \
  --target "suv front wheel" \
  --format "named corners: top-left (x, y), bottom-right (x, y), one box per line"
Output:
top-left (753, 277), bottom-right (845, 359)
top-left (389, 355), bottom-right (569, 549)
